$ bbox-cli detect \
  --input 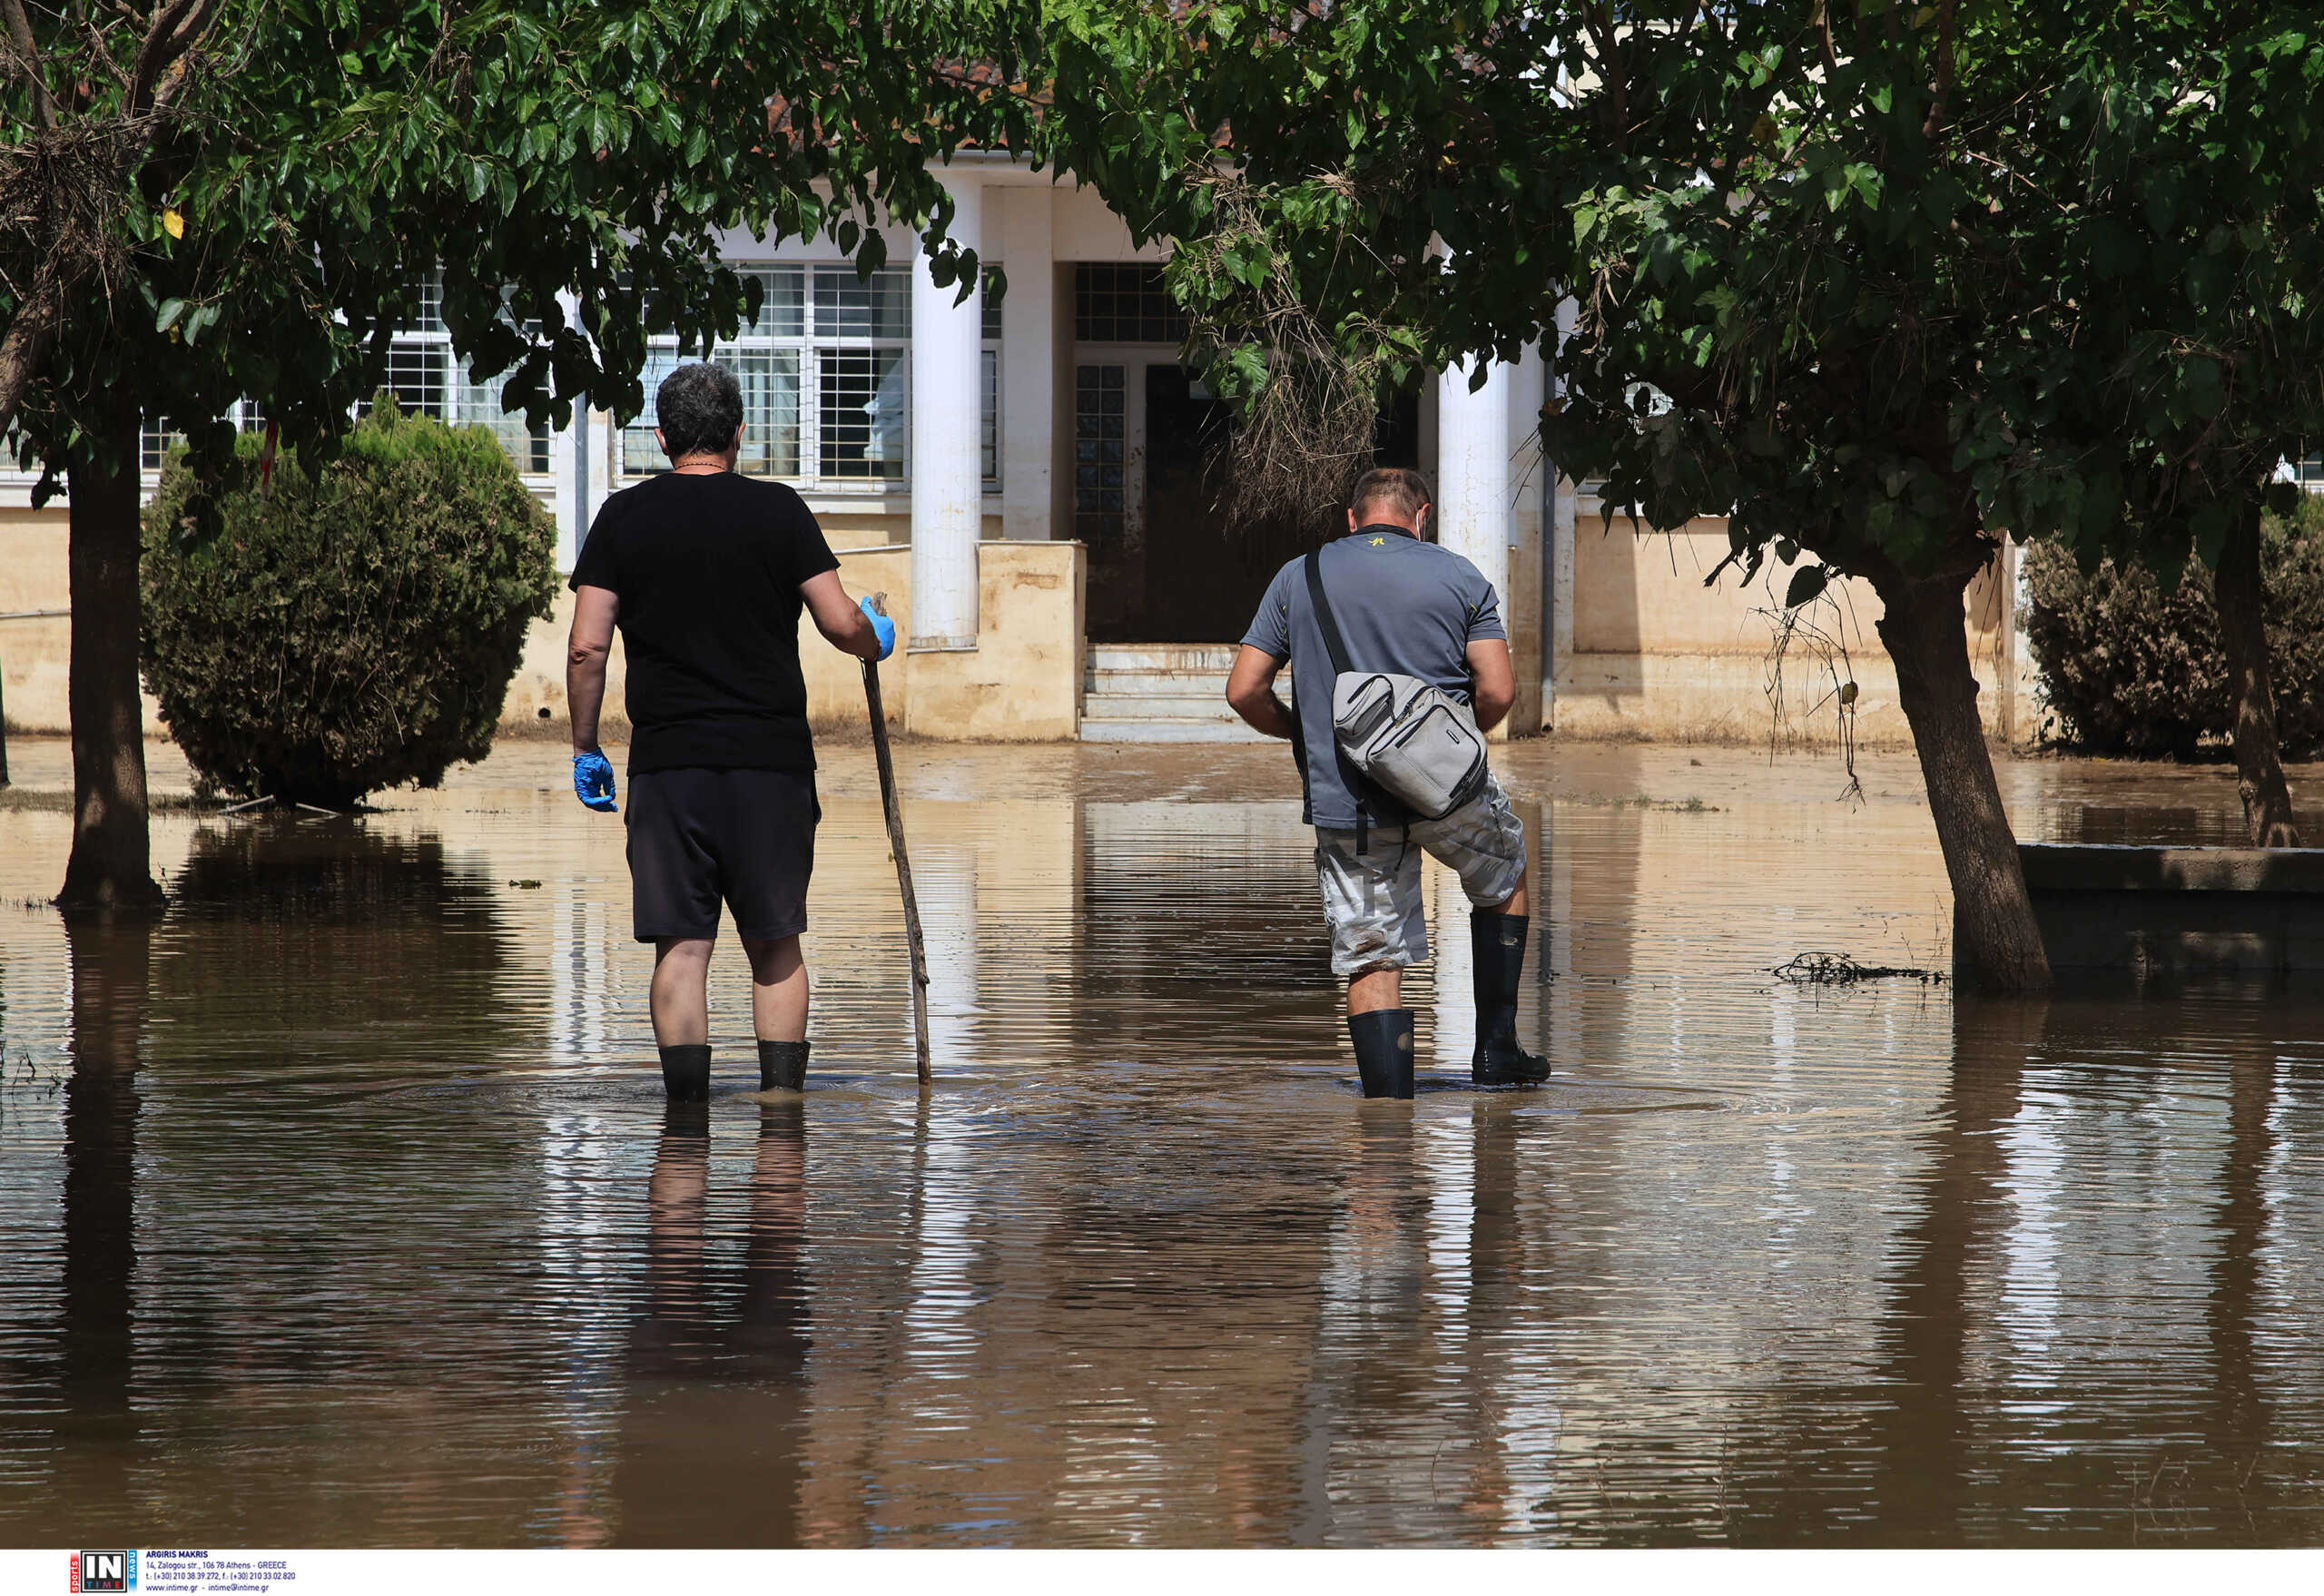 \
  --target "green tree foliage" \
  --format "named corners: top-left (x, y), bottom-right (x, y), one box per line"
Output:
top-left (2, 0), bottom-right (1029, 902)
top-left (2023, 494), bottom-right (2324, 761)
top-left (8, 0), bottom-right (1029, 478)
top-left (142, 401), bottom-right (557, 807)
top-left (1040, 1), bottom-right (2324, 989)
